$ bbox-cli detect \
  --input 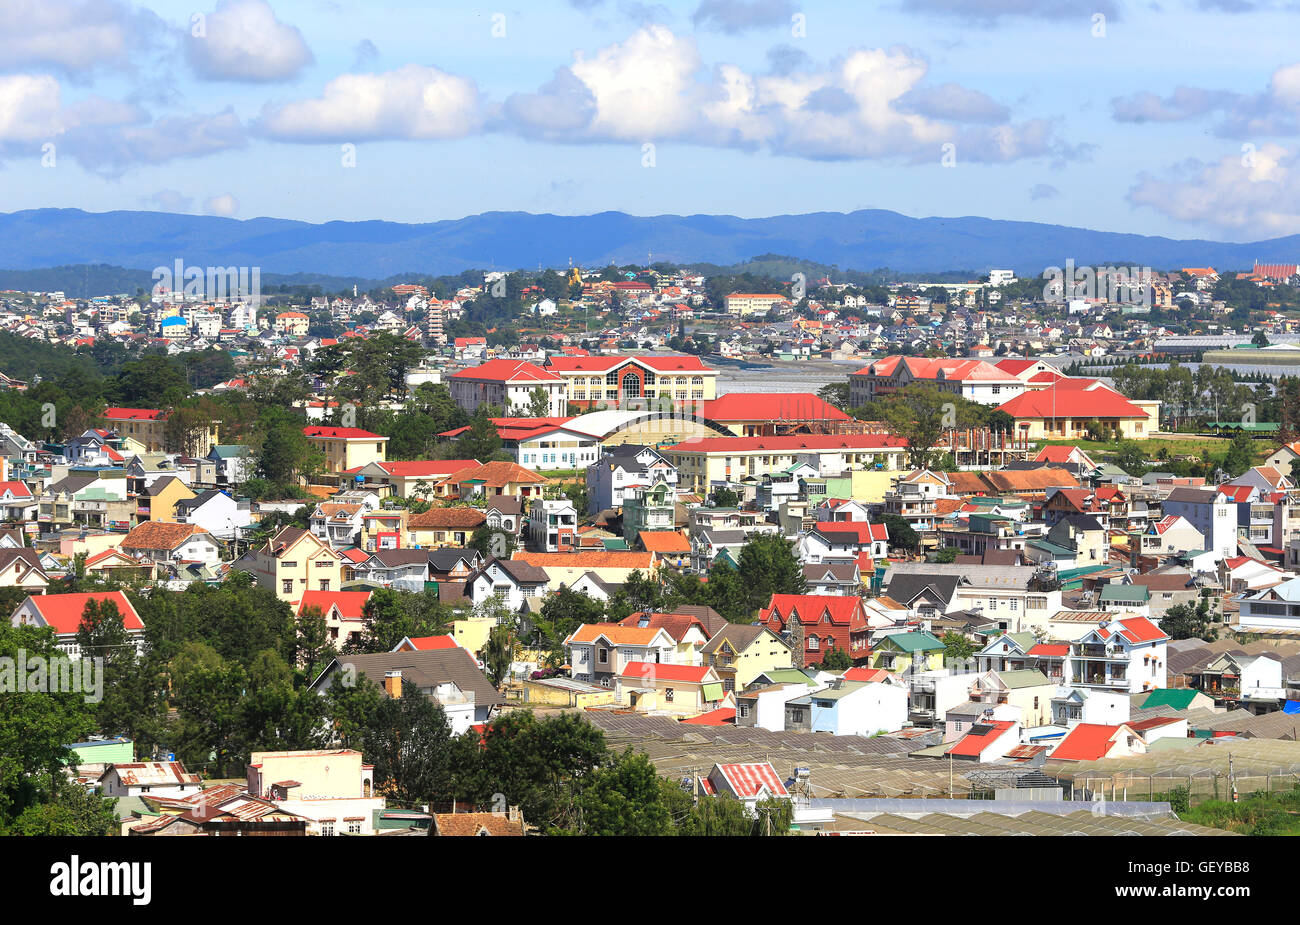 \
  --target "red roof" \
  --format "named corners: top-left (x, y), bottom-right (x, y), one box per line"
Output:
top-left (296, 590), bottom-right (372, 621)
top-left (103, 407), bottom-right (167, 421)
top-left (761, 594), bottom-right (867, 628)
top-left (699, 392), bottom-right (849, 423)
top-left (0, 481), bottom-right (33, 498)
top-left (680, 707), bottom-right (736, 726)
top-left (1097, 615), bottom-right (1168, 645)
top-left (344, 459), bottom-right (480, 478)
top-left (403, 634), bottom-right (459, 651)
top-left (842, 667), bottom-right (893, 683)
top-left (664, 434), bottom-right (906, 454)
top-left (543, 355), bottom-right (711, 373)
top-left (448, 359), bottom-right (562, 383)
top-left (620, 661), bottom-right (713, 683)
top-left (1050, 723), bottom-right (1130, 761)
top-left (303, 426), bottom-right (387, 440)
top-left (1027, 643), bottom-right (1070, 656)
top-left (22, 591), bottom-right (143, 635)
top-left (997, 384), bottom-right (1150, 419)
top-left (713, 762), bottom-right (788, 798)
